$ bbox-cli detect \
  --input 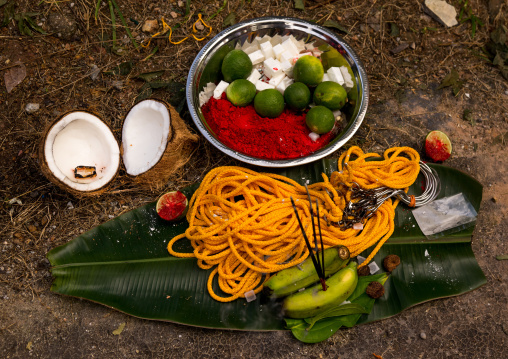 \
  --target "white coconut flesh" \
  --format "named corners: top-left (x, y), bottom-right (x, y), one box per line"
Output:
top-left (122, 99), bottom-right (171, 176)
top-left (44, 112), bottom-right (120, 192)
